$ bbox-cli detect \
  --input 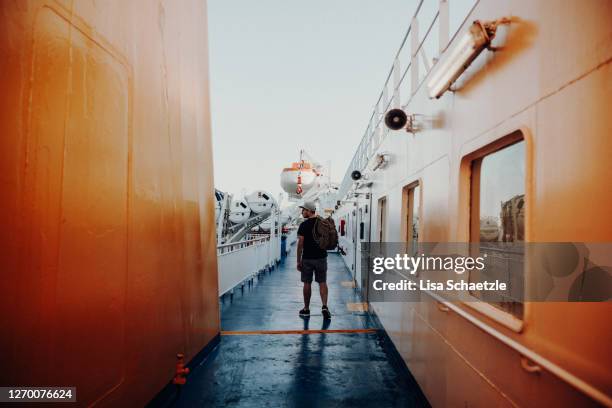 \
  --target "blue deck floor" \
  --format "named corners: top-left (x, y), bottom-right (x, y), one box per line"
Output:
top-left (172, 248), bottom-right (428, 407)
